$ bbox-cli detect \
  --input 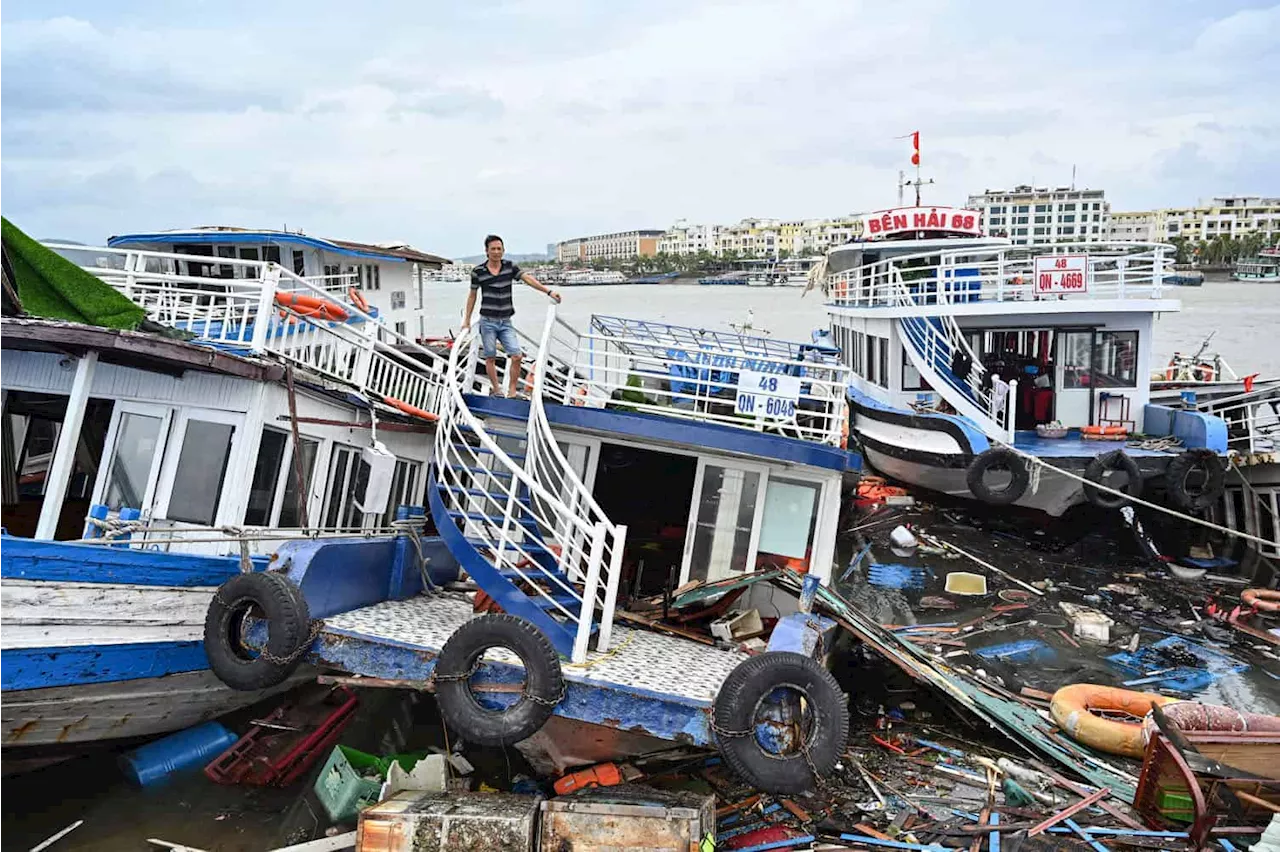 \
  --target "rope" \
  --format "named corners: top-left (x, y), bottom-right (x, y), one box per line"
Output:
top-left (391, 517), bottom-right (440, 593)
top-left (562, 631), bottom-right (636, 669)
top-left (996, 441), bottom-right (1280, 549)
